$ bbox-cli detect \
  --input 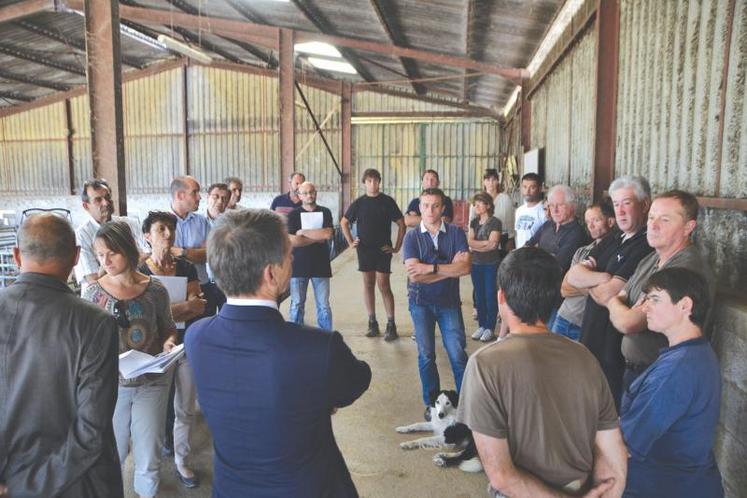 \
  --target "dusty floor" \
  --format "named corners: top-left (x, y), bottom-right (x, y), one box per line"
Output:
top-left (124, 248), bottom-right (490, 498)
